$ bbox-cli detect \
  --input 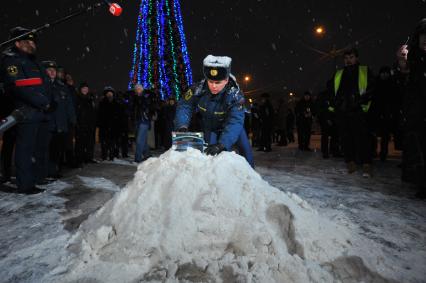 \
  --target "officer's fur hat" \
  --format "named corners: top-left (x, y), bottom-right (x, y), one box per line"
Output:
top-left (203, 55), bottom-right (231, 81)
top-left (42, 60), bottom-right (57, 69)
top-left (9, 26), bottom-right (37, 43)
